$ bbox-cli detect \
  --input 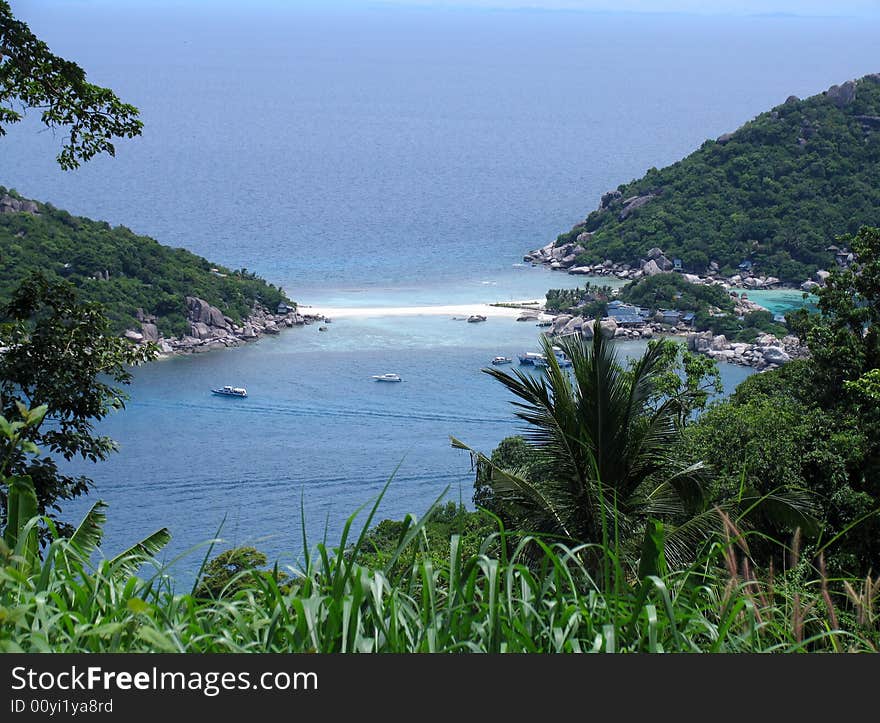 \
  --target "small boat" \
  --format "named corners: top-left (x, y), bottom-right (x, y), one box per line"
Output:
top-left (535, 319), bottom-right (553, 327)
top-left (491, 356), bottom-right (513, 365)
top-left (372, 373), bottom-right (402, 382)
top-left (318, 326), bottom-right (328, 331)
top-left (467, 314), bottom-right (487, 323)
top-left (518, 352), bottom-right (546, 365)
top-left (324, 318), bottom-right (332, 323)
top-left (212, 385), bottom-right (248, 397)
